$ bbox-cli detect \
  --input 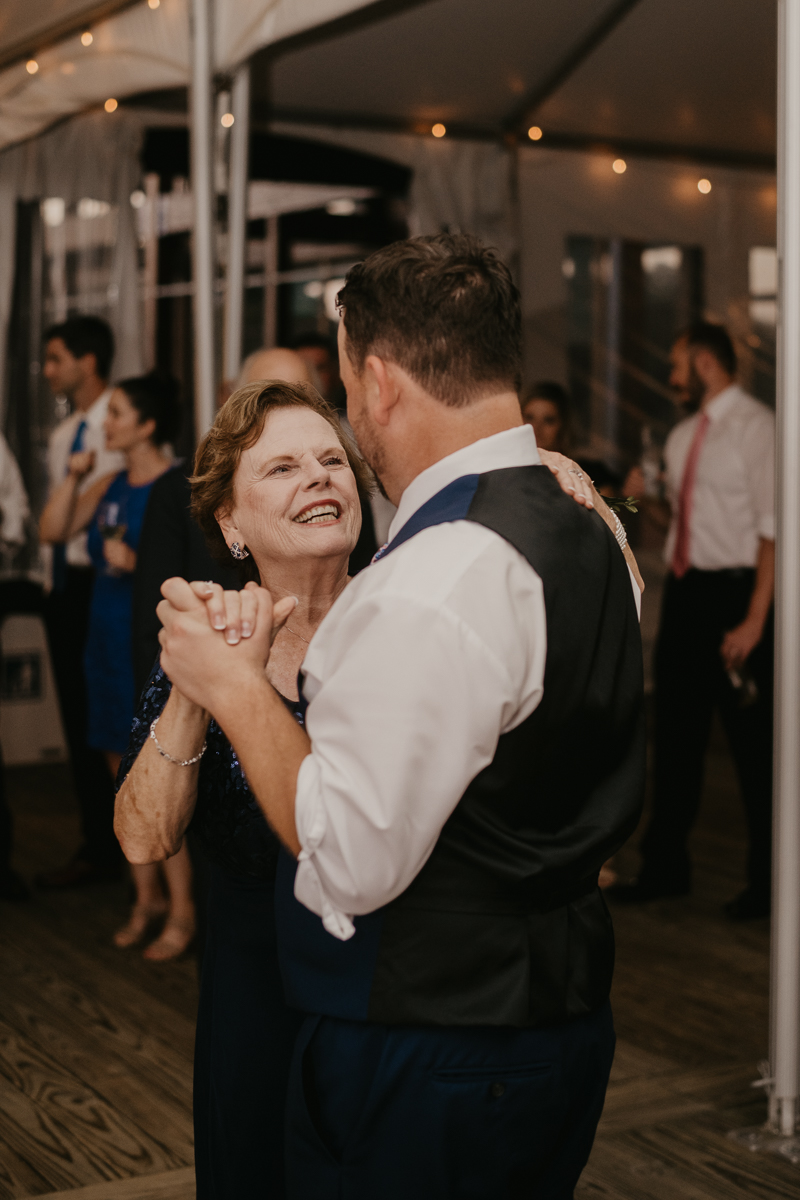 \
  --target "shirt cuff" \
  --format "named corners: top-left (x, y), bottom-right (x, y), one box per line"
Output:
top-left (757, 516), bottom-right (775, 541)
top-left (294, 752), bottom-right (356, 941)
